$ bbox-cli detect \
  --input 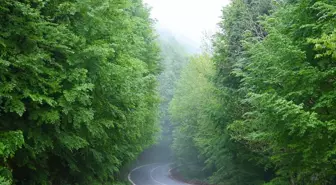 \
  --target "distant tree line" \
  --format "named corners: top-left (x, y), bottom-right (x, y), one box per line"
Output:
top-left (135, 31), bottom-right (189, 164)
